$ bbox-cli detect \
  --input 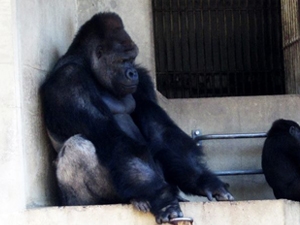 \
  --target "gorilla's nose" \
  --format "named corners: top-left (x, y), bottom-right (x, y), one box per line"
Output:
top-left (125, 68), bottom-right (138, 81)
